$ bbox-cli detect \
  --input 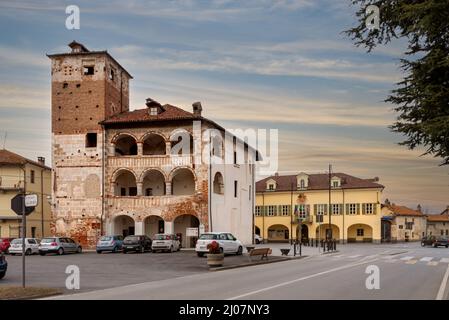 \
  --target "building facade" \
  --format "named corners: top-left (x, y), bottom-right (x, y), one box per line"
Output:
top-left (0, 149), bottom-right (52, 238)
top-left (49, 42), bottom-right (255, 248)
top-left (381, 203), bottom-right (427, 242)
top-left (255, 172), bottom-right (384, 243)
top-left (426, 209), bottom-right (449, 237)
